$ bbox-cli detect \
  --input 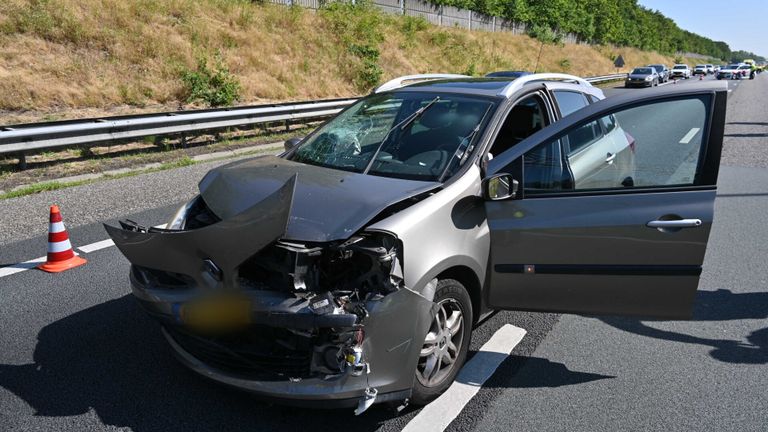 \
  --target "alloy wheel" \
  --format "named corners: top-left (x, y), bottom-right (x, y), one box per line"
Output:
top-left (416, 298), bottom-right (464, 387)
